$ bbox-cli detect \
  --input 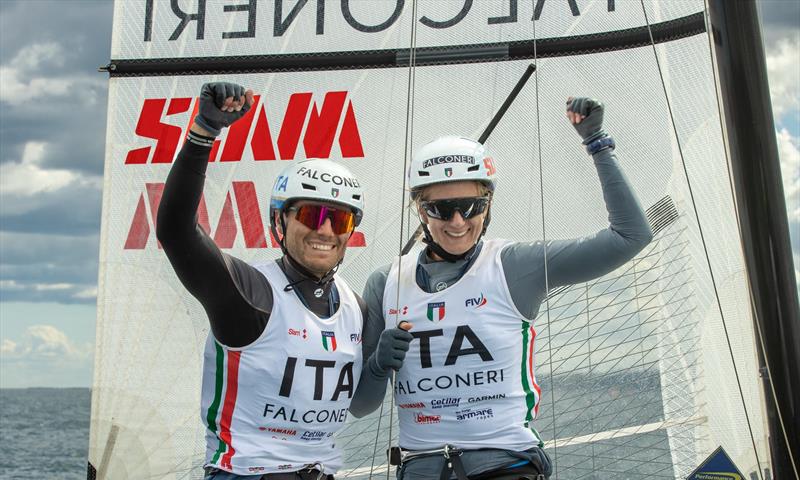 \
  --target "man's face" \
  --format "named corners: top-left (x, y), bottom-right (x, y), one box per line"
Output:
top-left (281, 201), bottom-right (353, 277)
